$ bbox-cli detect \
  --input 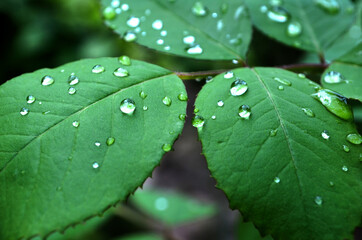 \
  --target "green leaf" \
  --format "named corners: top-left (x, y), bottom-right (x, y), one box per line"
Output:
top-left (0, 58), bottom-right (187, 239)
top-left (245, 0), bottom-right (355, 55)
top-left (237, 221), bottom-right (273, 240)
top-left (116, 233), bottom-right (162, 240)
top-left (101, 0), bottom-right (252, 61)
top-left (338, 42), bottom-right (362, 65)
top-left (130, 189), bottom-right (217, 225)
top-left (321, 62), bottom-right (362, 101)
top-left (195, 67), bottom-right (362, 240)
